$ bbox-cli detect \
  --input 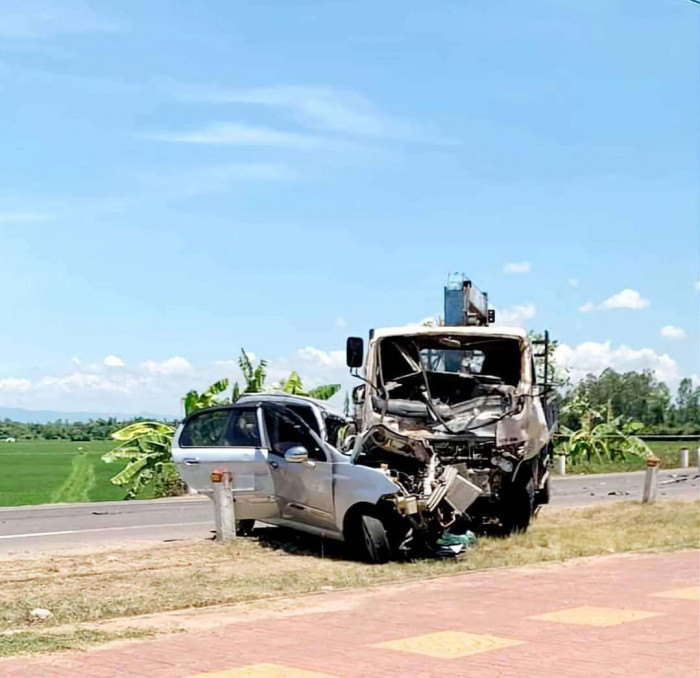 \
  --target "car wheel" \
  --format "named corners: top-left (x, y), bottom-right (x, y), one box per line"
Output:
top-left (236, 519), bottom-right (255, 536)
top-left (359, 513), bottom-right (391, 563)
